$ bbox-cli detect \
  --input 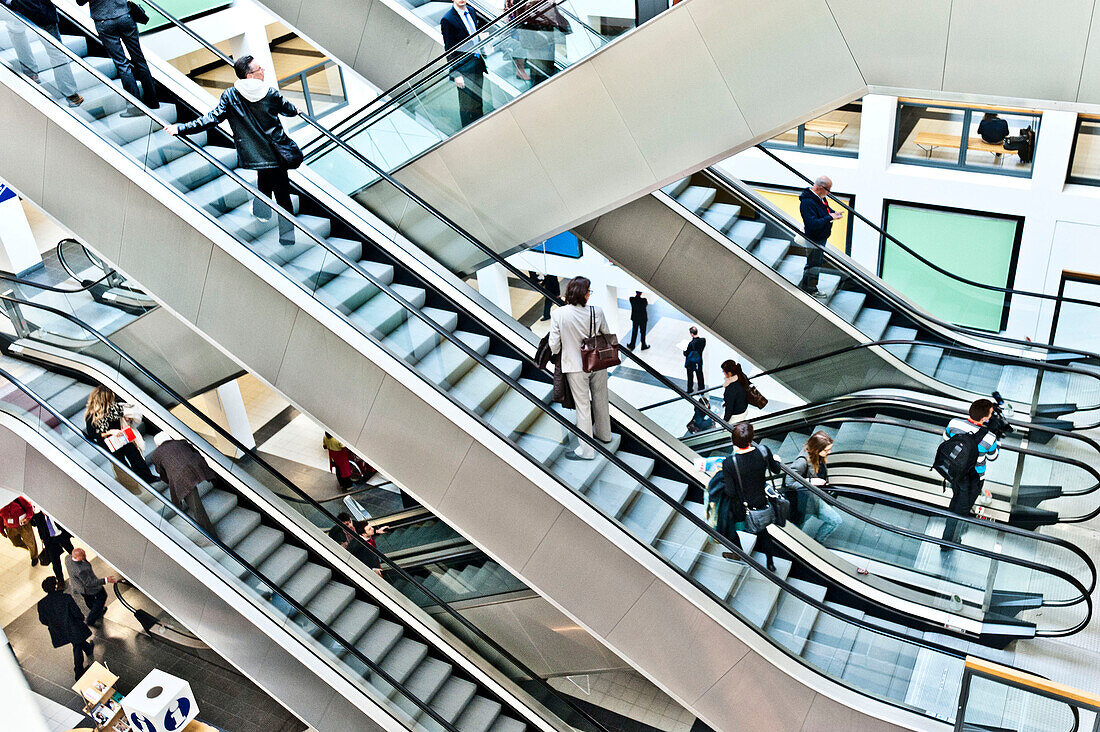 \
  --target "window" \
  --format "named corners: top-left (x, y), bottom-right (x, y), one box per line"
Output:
top-left (748, 182), bottom-right (854, 254)
top-left (1067, 117), bottom-right (1100, 185)
top-left (879, 202), bottom-right (1023, 332)
top-left (1049, 272), bottom-right (1100, 352)
top-left (763, 101), bottom-right (862, 158)
top-left (893, 101), bottom-right (1040, 177)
